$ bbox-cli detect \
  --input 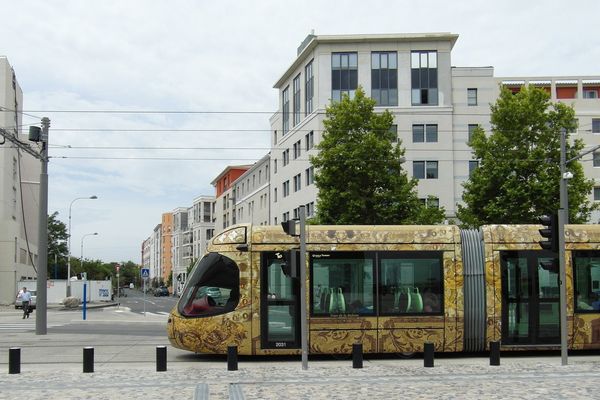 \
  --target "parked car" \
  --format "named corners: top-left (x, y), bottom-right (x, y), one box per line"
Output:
top-left (15, 290), bottom-right (37, 309)
top-left (154, 286), bottom-right (169, 297)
